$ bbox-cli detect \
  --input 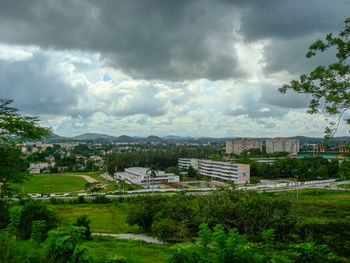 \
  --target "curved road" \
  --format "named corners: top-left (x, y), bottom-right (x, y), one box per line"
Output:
top-left (91, 233), bottom-right (165, 244)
